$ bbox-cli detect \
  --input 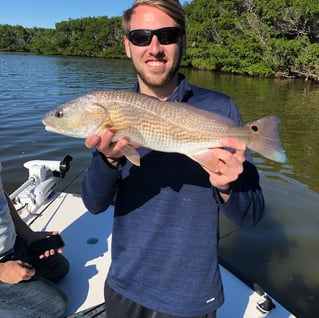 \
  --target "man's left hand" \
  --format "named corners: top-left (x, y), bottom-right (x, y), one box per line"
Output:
top-left (202, 137), bottom-right (246, 196)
